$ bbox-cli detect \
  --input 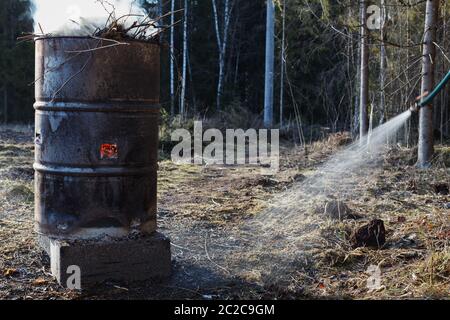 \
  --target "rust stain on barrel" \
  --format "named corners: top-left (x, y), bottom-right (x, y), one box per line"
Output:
top-left (34, 37), bottom-right (160, 238)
